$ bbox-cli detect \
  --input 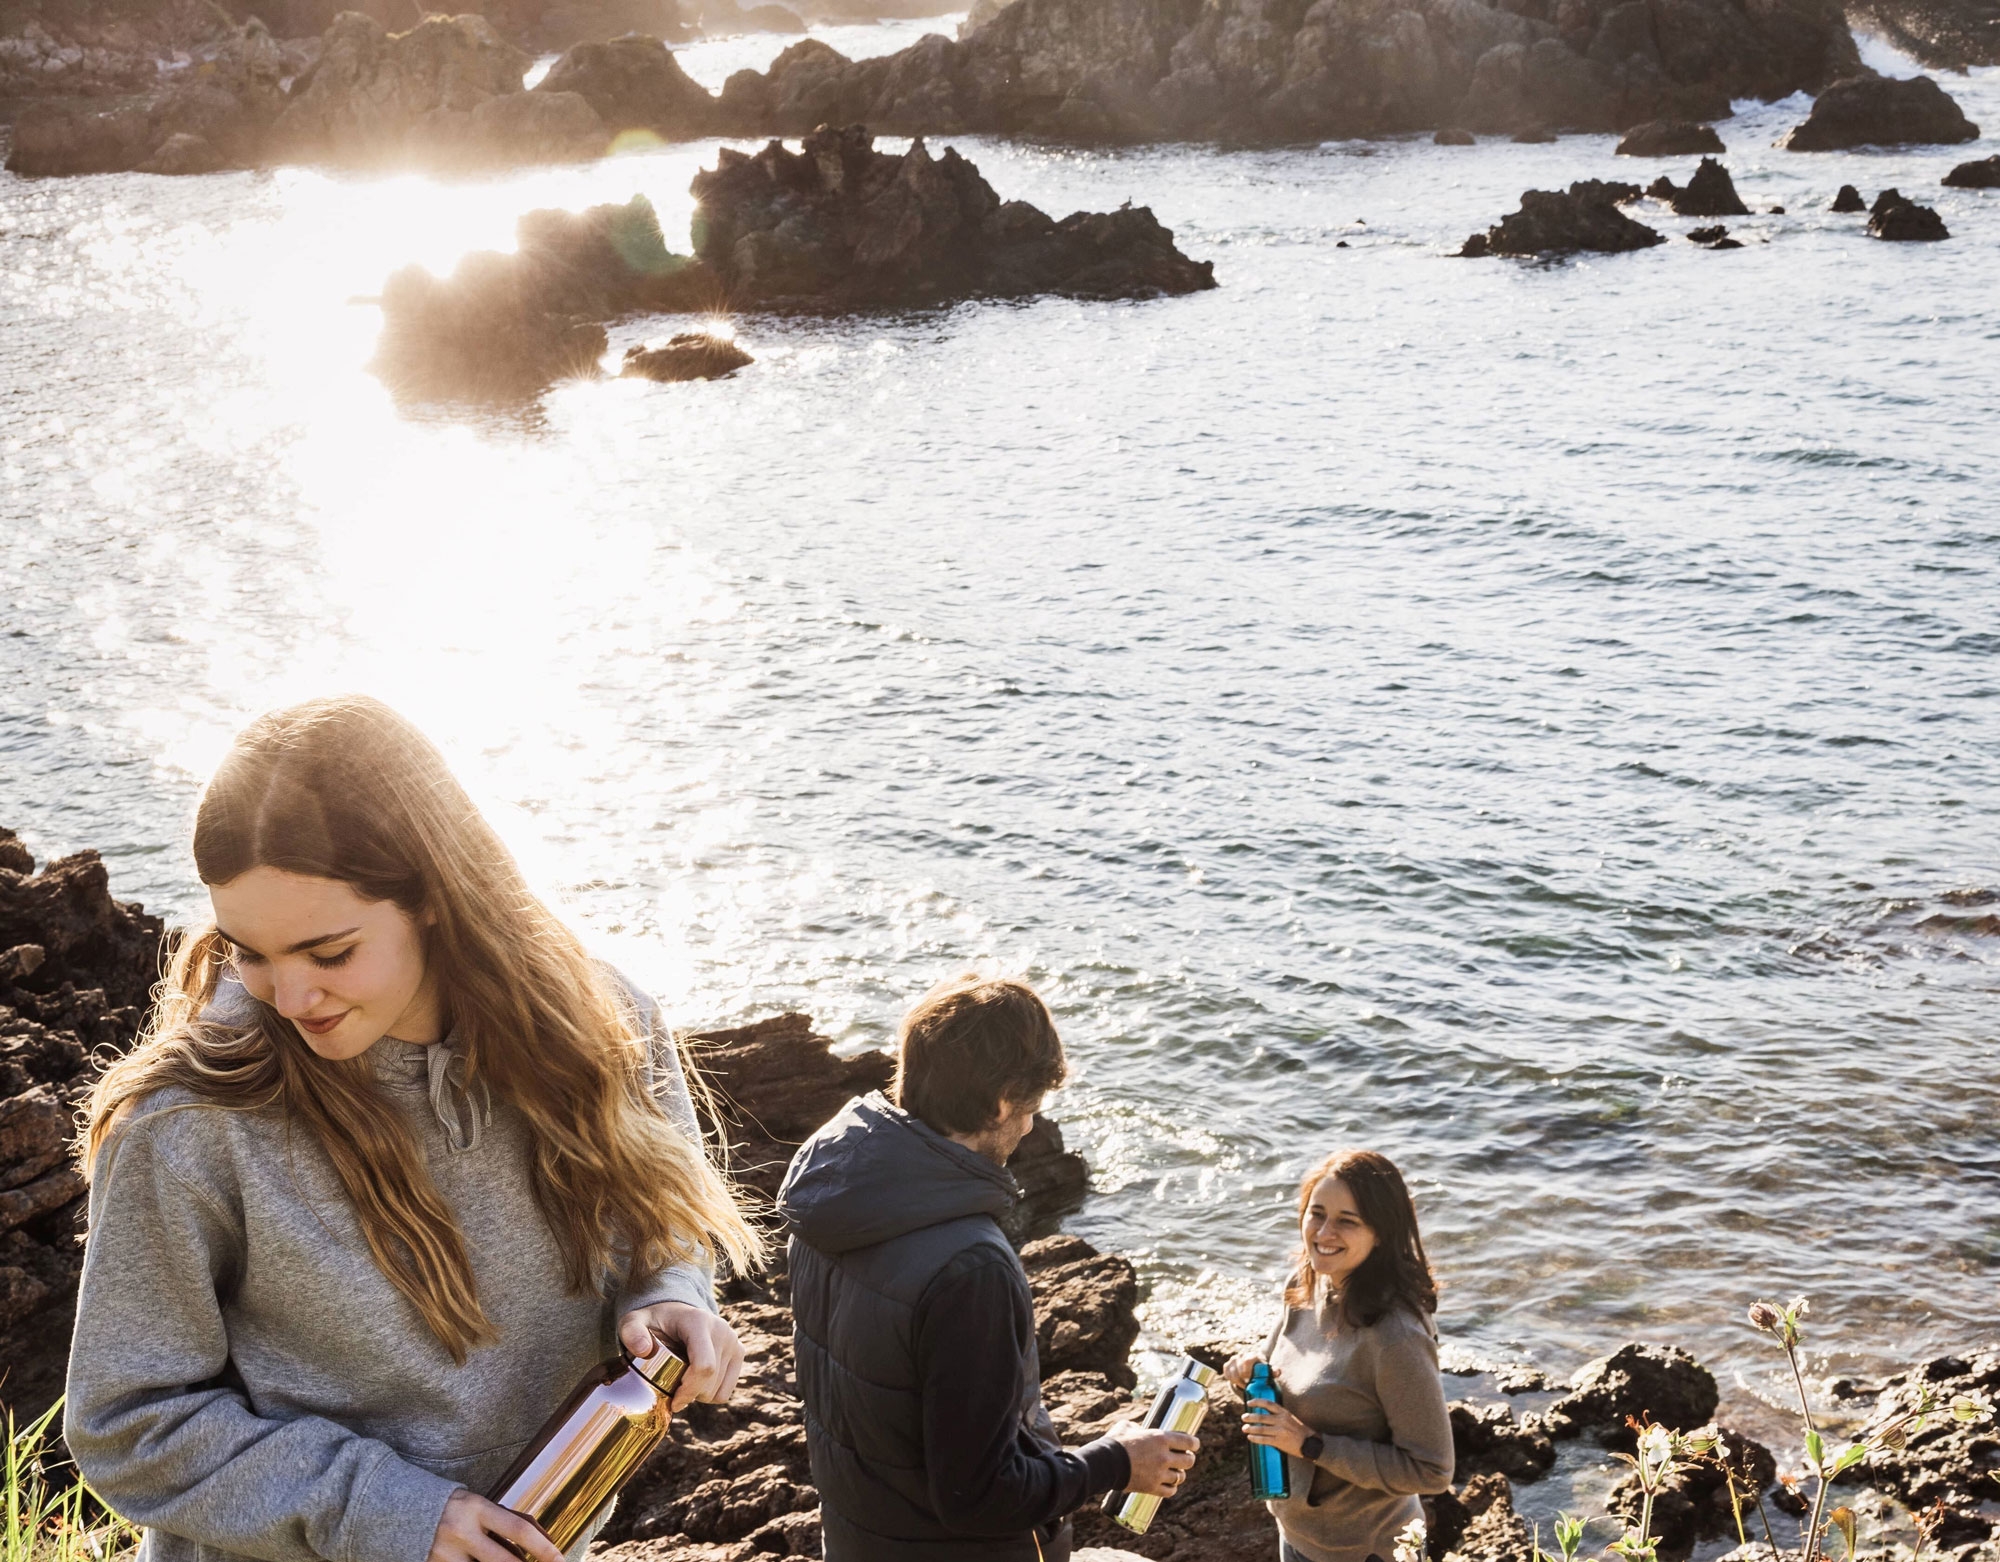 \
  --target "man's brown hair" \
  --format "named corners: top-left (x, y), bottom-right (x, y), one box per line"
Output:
top-left (892, 975), bottom-right (1067, 1137)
